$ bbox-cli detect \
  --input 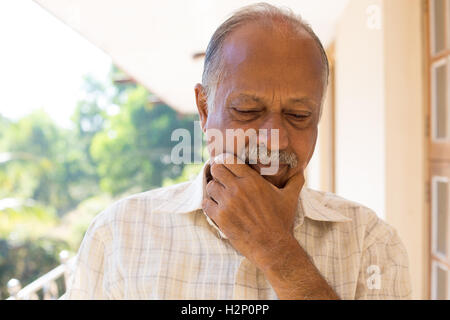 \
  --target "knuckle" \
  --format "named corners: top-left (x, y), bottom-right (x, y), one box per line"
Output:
top-left (206, 206), bottom-right (216, 218)
top-left (211, 207), bottom-right (224, 223)
top-left (210, 162), bottom-right (218, 173)
top-left (203, 198), bottom-right (212, 208)
top-left (206, 180), bottom-right (216, 195)
top-left (220, 195), bottom-right (232, 207)
top-left (228, 185), bottom-right (239, 200)
top-left (228, 184), bottom-right (240, 197)
top-left (206, 180), bottom-right (213, 191)
top-left (210, 162), bottom-right (222, 176)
